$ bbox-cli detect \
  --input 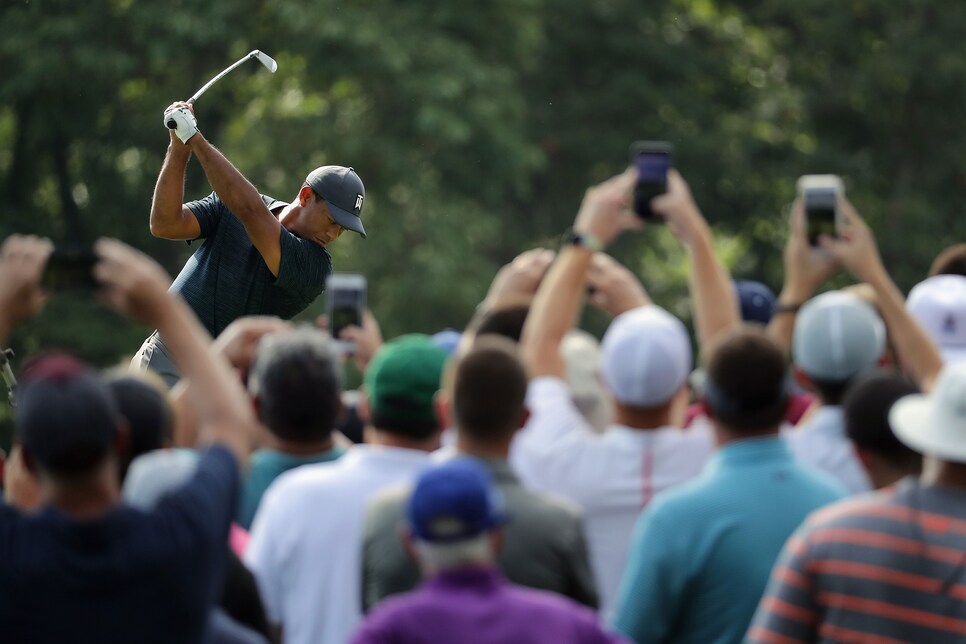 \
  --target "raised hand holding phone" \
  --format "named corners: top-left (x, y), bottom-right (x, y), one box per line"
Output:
top-left (797, 175), bottom-right (844, 247)
top-left (325, 273), bottom-right (367, 354)
top-left (630, 141), bottom-right (673, 220)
